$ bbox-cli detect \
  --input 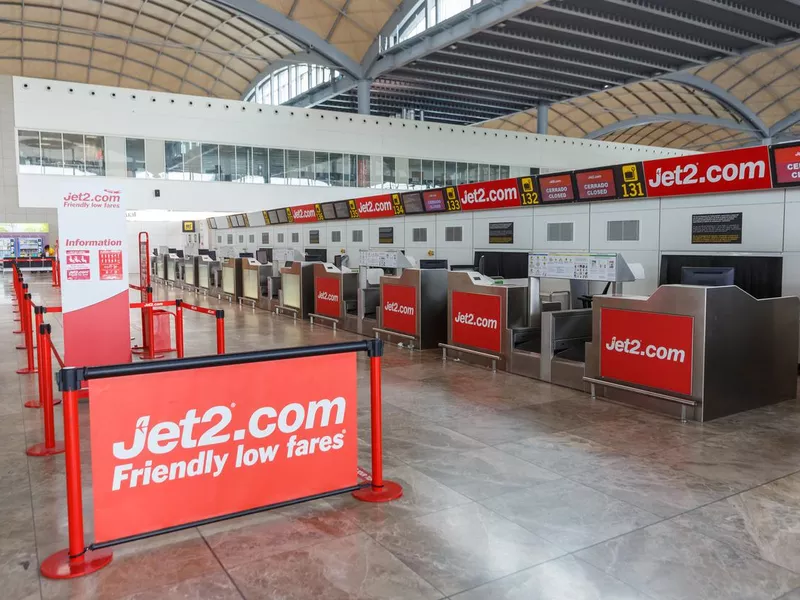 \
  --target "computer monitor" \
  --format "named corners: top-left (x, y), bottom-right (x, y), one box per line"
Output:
top-left (239, 252), bottom-right (254, 258)
top-left (681, 267), bottom-right (734, 287)
top-left (419, 259), bottom-right (448, 270)
top-left (176, 250), bottom-right (184, 258)
top-left (208, 251), bottom-right (217, 260)
top-left (198, 249), bottom-right (210, 256)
